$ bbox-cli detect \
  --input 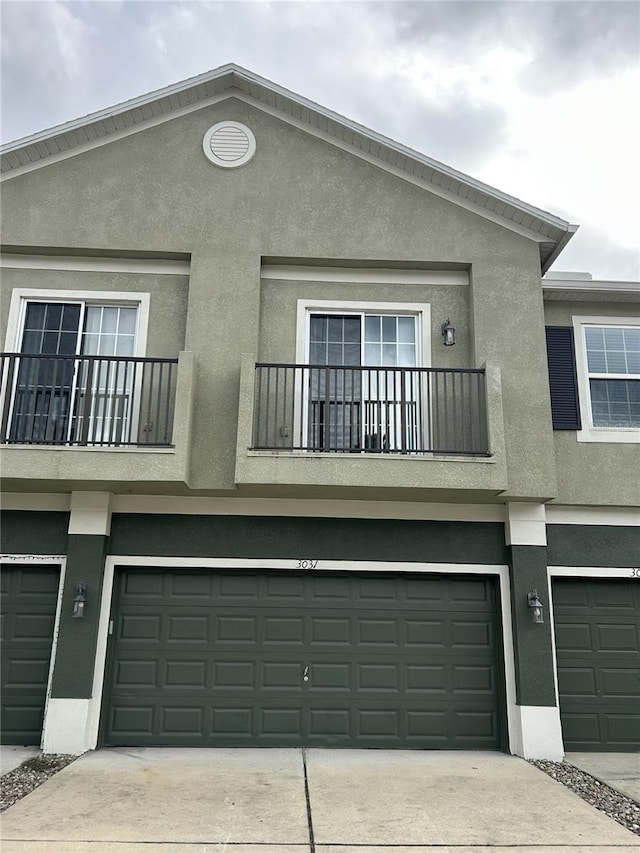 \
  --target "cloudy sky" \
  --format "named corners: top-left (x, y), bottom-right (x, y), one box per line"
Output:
top-left (2, 1), bottom-right (639, 279)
